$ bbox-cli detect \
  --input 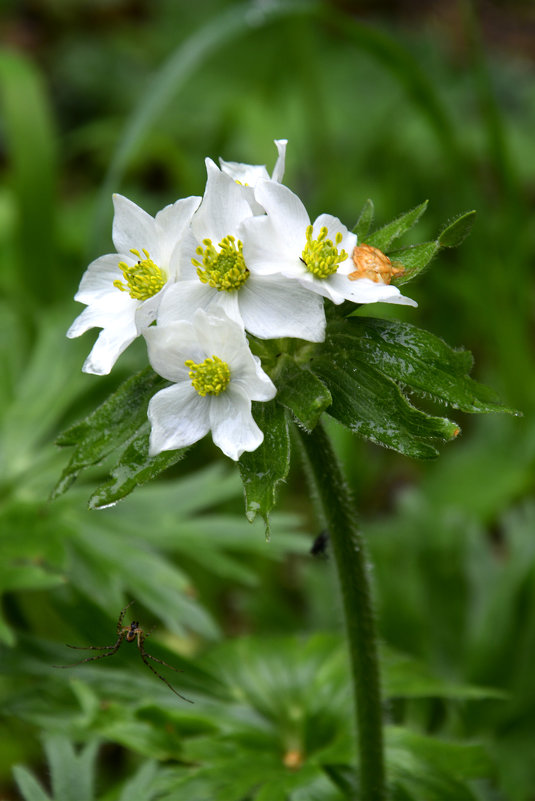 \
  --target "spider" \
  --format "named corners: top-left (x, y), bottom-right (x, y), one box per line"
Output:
top-left (54, 601), bottom-right (192, 703)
